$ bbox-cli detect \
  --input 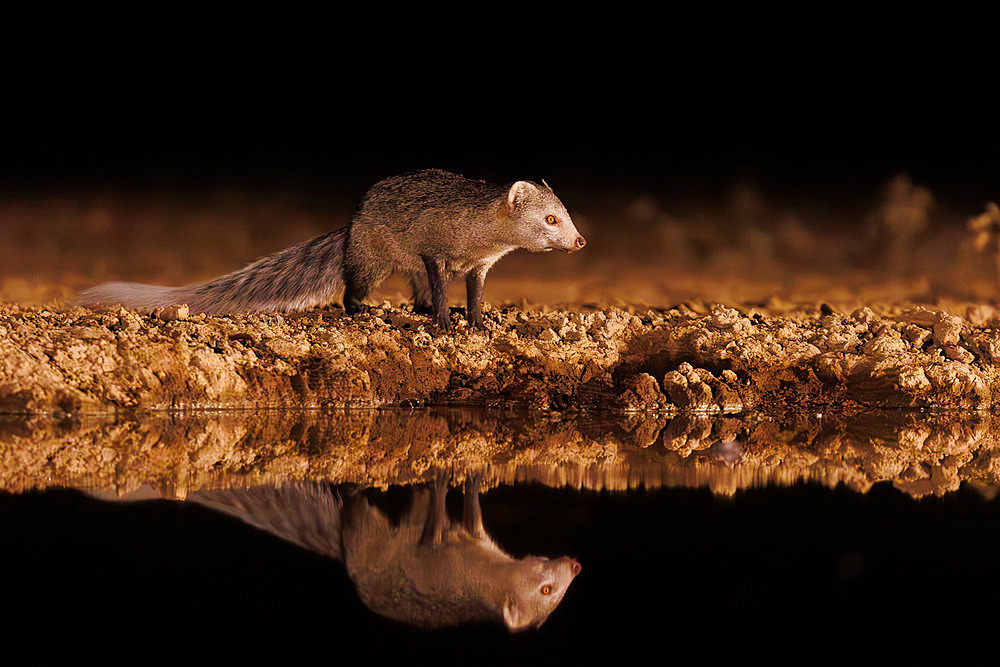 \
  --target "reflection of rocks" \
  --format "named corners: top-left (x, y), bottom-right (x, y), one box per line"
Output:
top-left (618, 412), bottom-right (669, 448)
top-left (708, 439), bottom-right (744, 465)
top-left (661, 414), bottom-right (744, 457)
top-left (5, 408), bottom-right (1000, 499)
